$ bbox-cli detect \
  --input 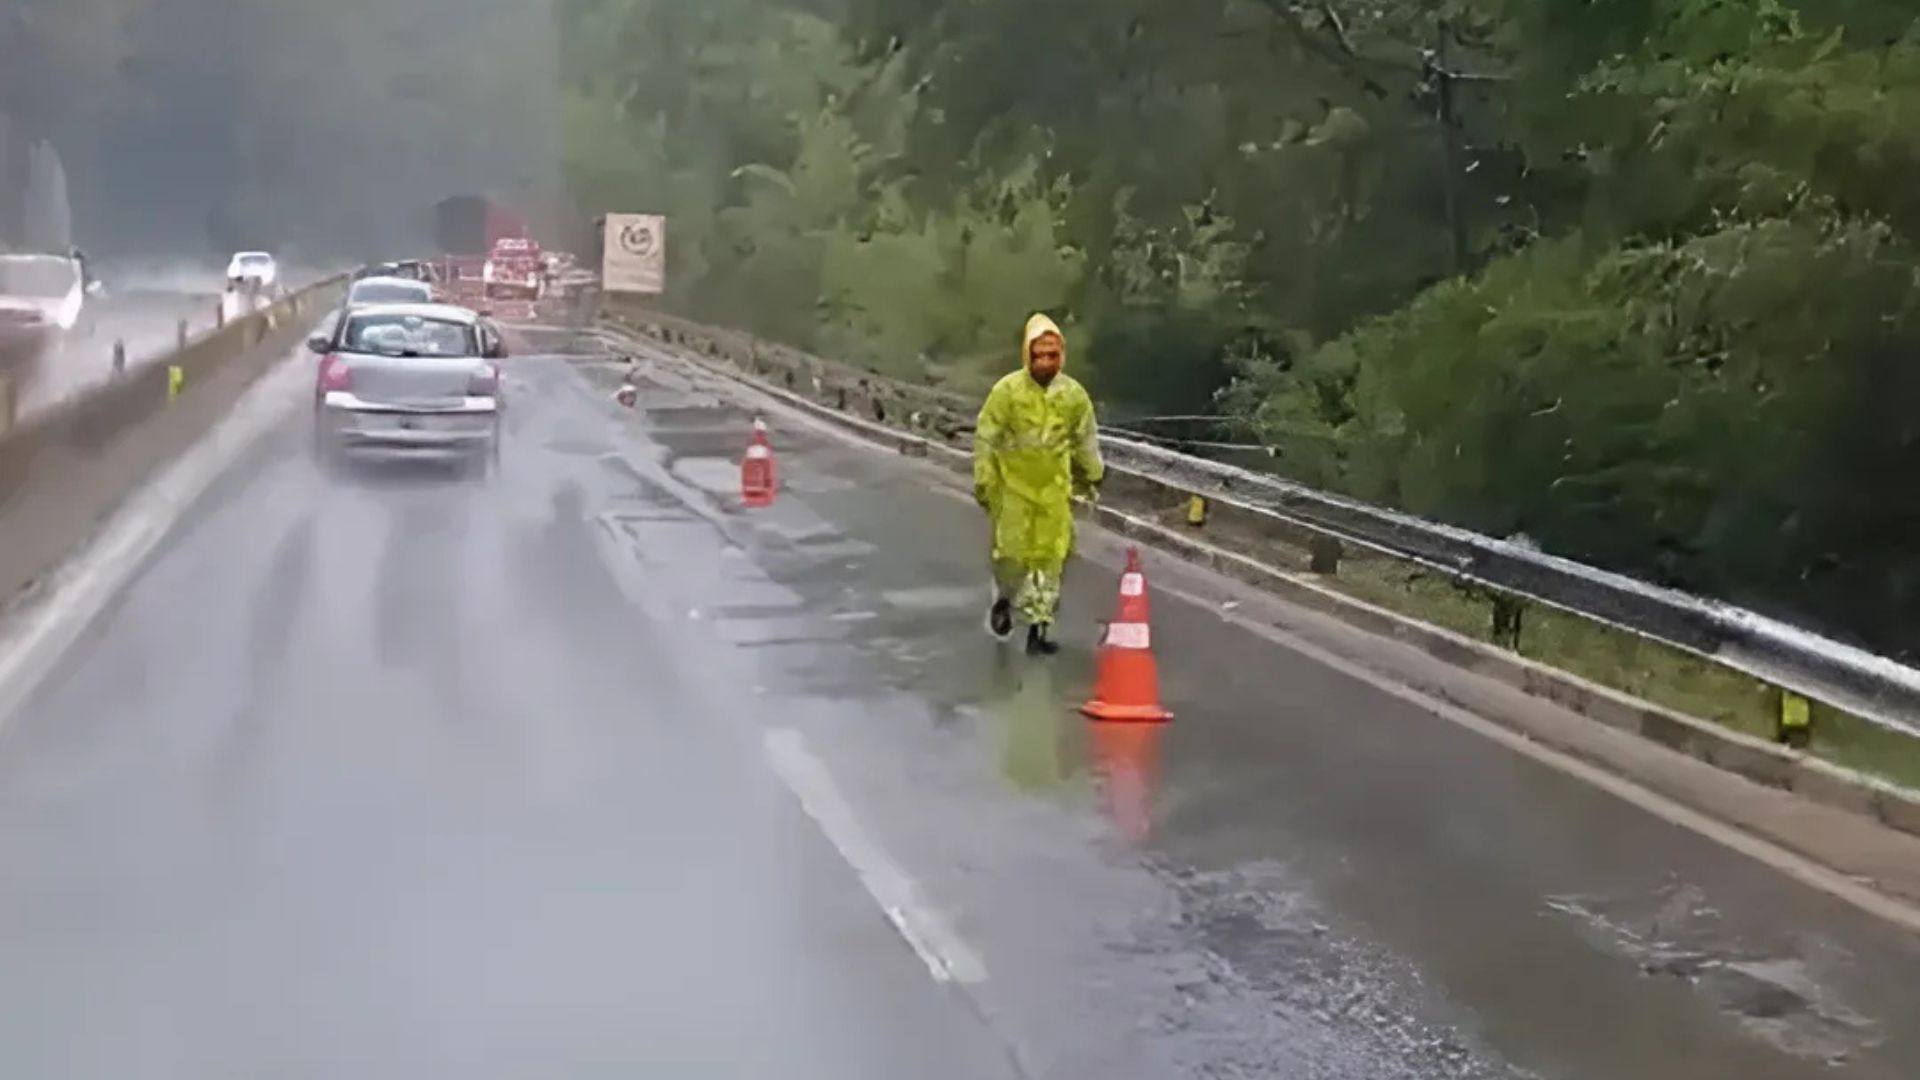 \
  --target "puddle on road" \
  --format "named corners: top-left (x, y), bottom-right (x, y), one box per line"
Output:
top-left (667, 456), bottom-right (741, 500)
top-left (876, 585), bottom-right (979, 612)
top-left (1544, 882), bottom-right (1880, 1064)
